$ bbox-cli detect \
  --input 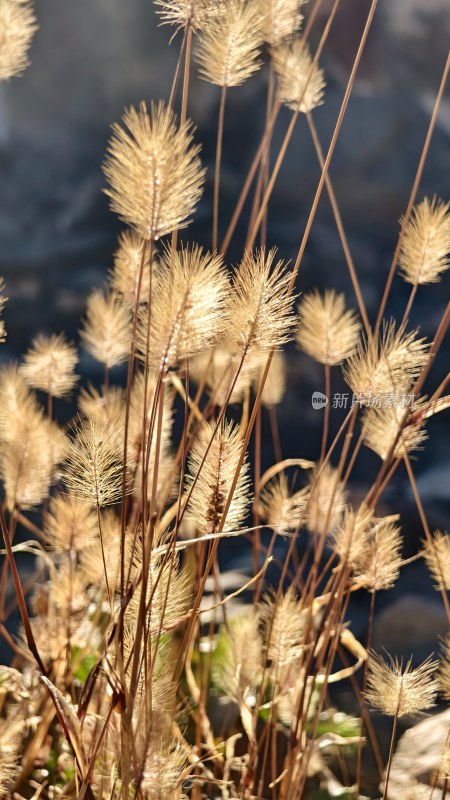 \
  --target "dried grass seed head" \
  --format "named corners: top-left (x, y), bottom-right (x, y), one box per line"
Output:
top-left (366, 653), bottom-right (439, 717)
top-left (0, 717), bottom-right (24, 797)
top-left (110, 230), bottom-right (153, 307)
top-left (332, 504), bottom-right (374, 566)
top-left (62, 415), bottom-right (128, 507)
top-left (398, 197), bottom-right (450, 286)
top-left (195, 0), bottom-right (263, 87)
top-left (155, 0), bottom-right (222, 34)
top-left (81, 289), bottom-right (132, 369)
top-left (261, 588), bottom-right (304, 669)
top-left (261, 0), bottom-right (305, 48)
top-left (274, 40), bottom-right (325, 113)
top-left (353, 516), bottom-right (403, 591)
top-left (227, 248), bottom-right (296, 355)
top-left (189, 343), bottom-right (262, 406)
top-left (78, 384), bottom-right (125, 428)
top-left (343, 321), bottom-right (428, 402)
top-left (185, 418), bottom-right (251, 534)
top-left (362, 399), bottom-right (428, 461)
top-left (214, 613), bottom-right (263, 704)
top-left (20, 333), bottom-right (78, 398)
top-left (423, 530), bottom-right (450, 592)
top-left (260, 474), bottom-right (309, 534)
top-left (45, 493), bottom-right (98, 554)
top-left (103, 101), bottom-right (205, 240)
top-left (137, 243), bottom-right (230, 371)
top-left (305, 462), bottom-right (347, 536)
top-left (0, 0), bottom-right (37, 81)
top-left (297, 289), bottom-right (360, 365)
top-left (258, 348), bottom-right (286, 406)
